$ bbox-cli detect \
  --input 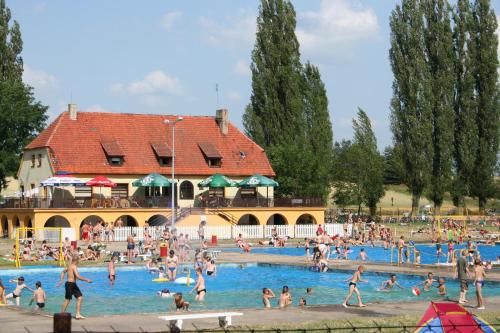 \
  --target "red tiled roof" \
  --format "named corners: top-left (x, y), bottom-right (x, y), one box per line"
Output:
top-left (198, 142), bottom-right (222, 159)
top-left (25, 111), bottom-right (275, 177)
top-left (150, 142), bottom-right (172, 158)
top-left (101, 139), bottom-right (125, 156)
